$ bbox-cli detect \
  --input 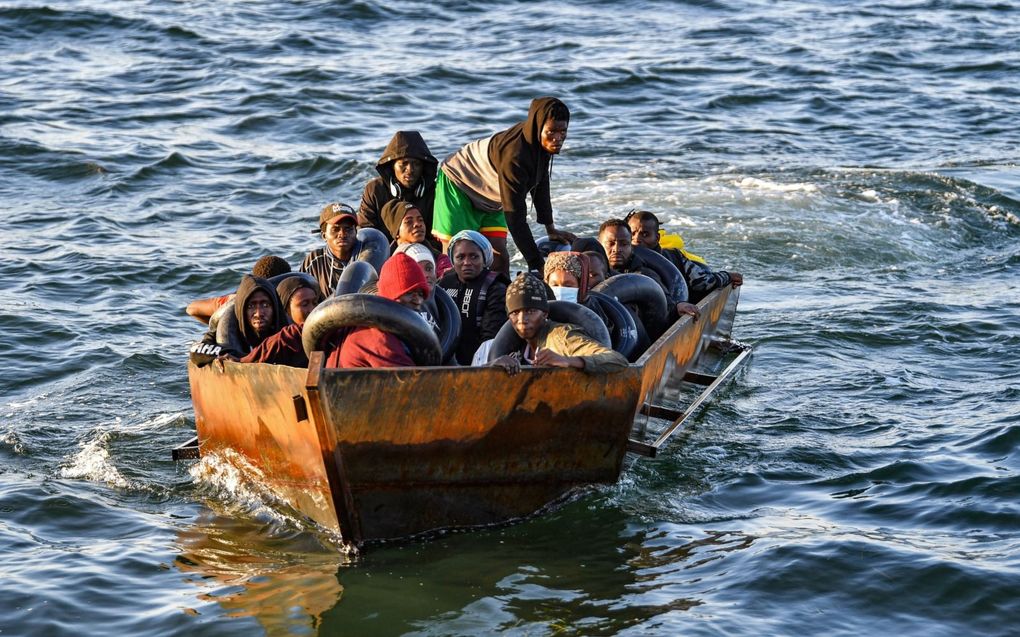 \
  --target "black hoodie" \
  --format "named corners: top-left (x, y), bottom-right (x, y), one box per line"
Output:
top-left (358, 131), bottom-right (439, 242)
top-left (442, 97), bottom-right (570, 272)
top-left (234, 274), bottom-right (286, 350)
